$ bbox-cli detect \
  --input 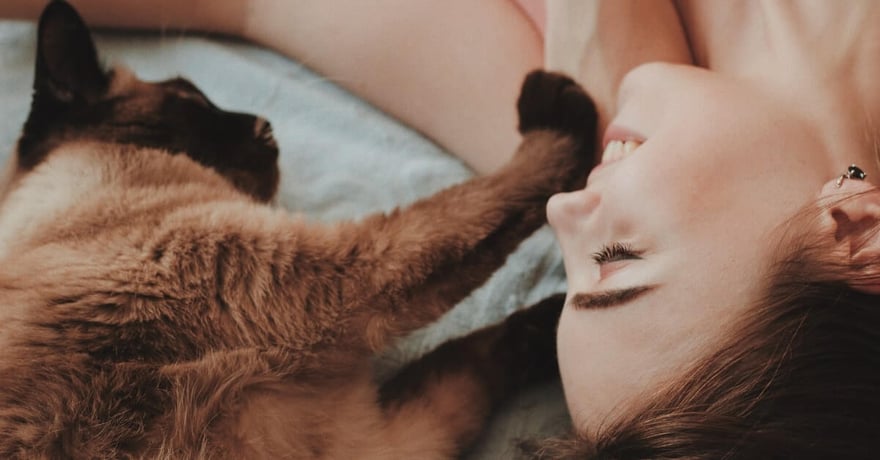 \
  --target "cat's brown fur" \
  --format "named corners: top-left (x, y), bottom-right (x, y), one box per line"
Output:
top-left (0, 2), bottom-right (597, 458)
